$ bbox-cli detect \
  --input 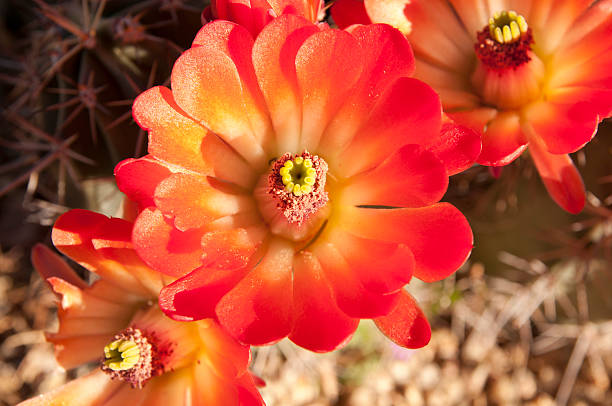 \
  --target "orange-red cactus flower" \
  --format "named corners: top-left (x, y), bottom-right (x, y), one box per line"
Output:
top-left (334, 0), bottom-right (612, 214)
top-left (19, 209), bottom-right (263, 406)
top-left (115, 15), bottom-right (480, 352)
top-left (203, 0), bottom-right (325, 36)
